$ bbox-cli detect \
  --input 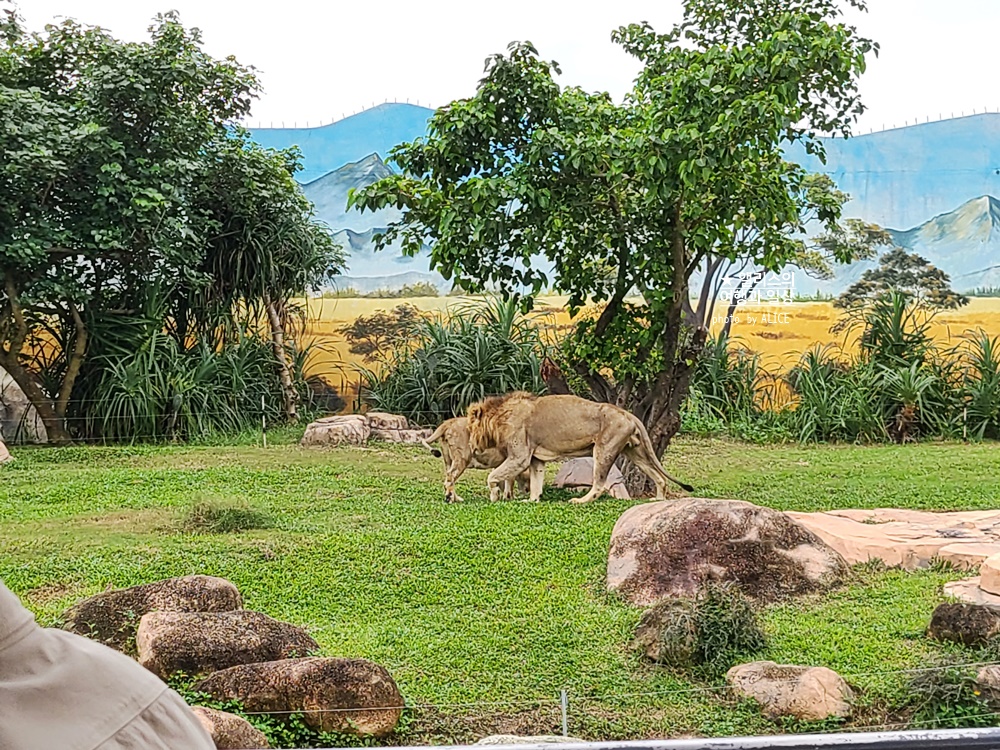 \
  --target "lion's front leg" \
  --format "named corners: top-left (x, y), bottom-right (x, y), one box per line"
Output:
top-left (487, 452), bottom-right (532, 503)
top-left (502, 478), bottom-right (516, 500)
top-left (444, 456), bottom-right (469, 504)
